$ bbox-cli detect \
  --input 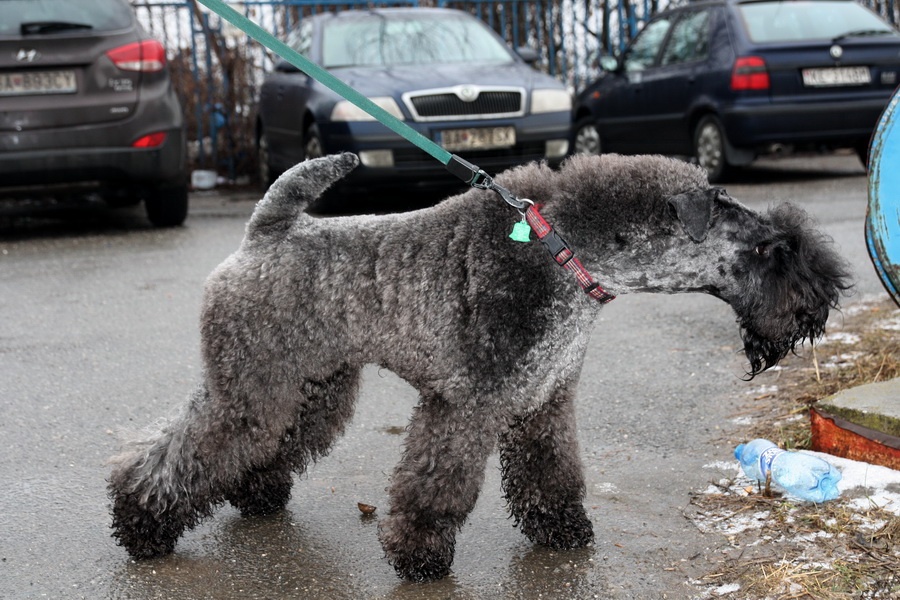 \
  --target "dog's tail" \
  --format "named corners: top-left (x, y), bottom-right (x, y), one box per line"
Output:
top-left (247, 152), bottom-right (359, 235)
